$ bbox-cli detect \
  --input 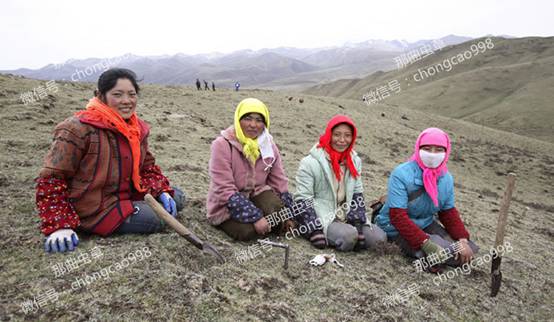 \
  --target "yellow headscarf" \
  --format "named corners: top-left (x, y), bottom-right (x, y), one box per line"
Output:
top-left (234, 98), bottom-right (270, 164)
